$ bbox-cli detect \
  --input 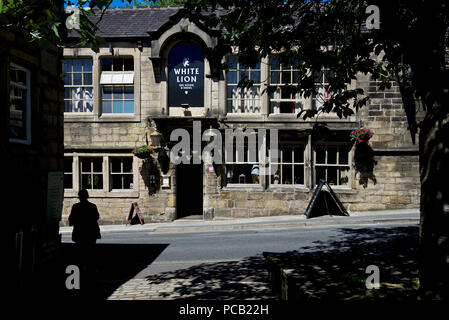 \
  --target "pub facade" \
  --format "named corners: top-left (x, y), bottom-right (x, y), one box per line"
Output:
top-left (61, 6), bottom-right (420, 225)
